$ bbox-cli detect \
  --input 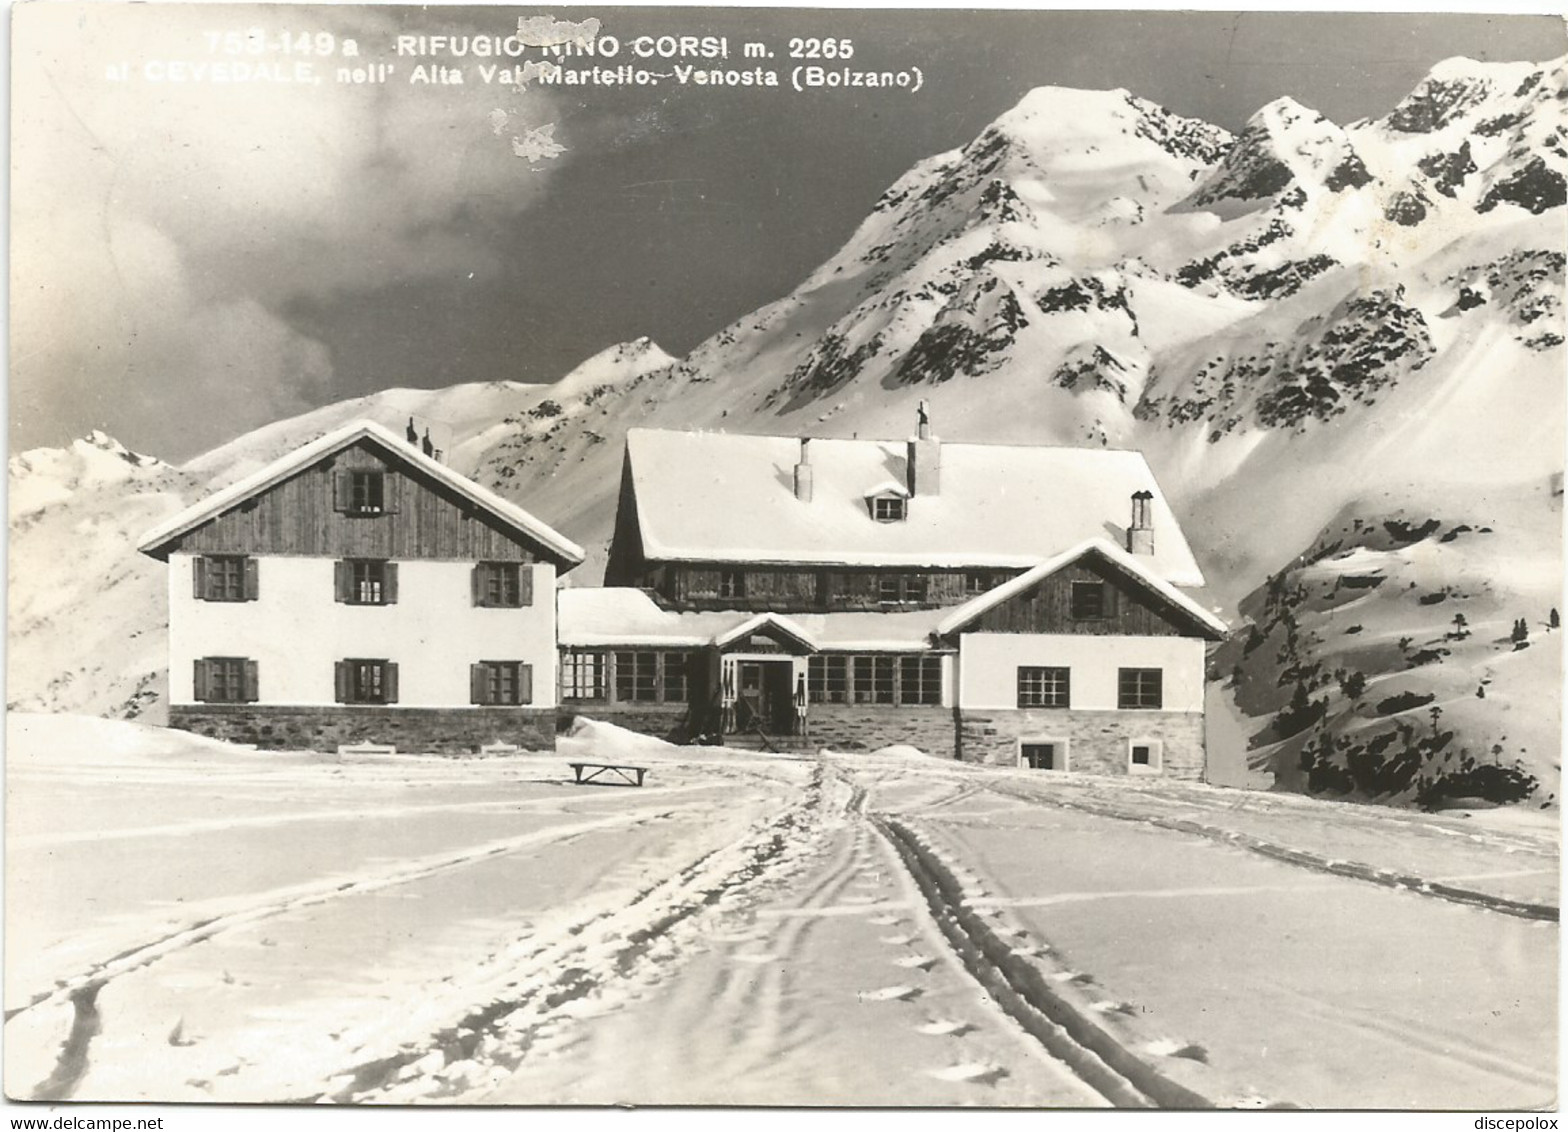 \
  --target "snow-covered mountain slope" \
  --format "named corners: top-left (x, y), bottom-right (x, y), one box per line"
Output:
top-left (1213, 475), bottom-right (1562, 806)
top-left (10, 56), bottom-right (1563, 806)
